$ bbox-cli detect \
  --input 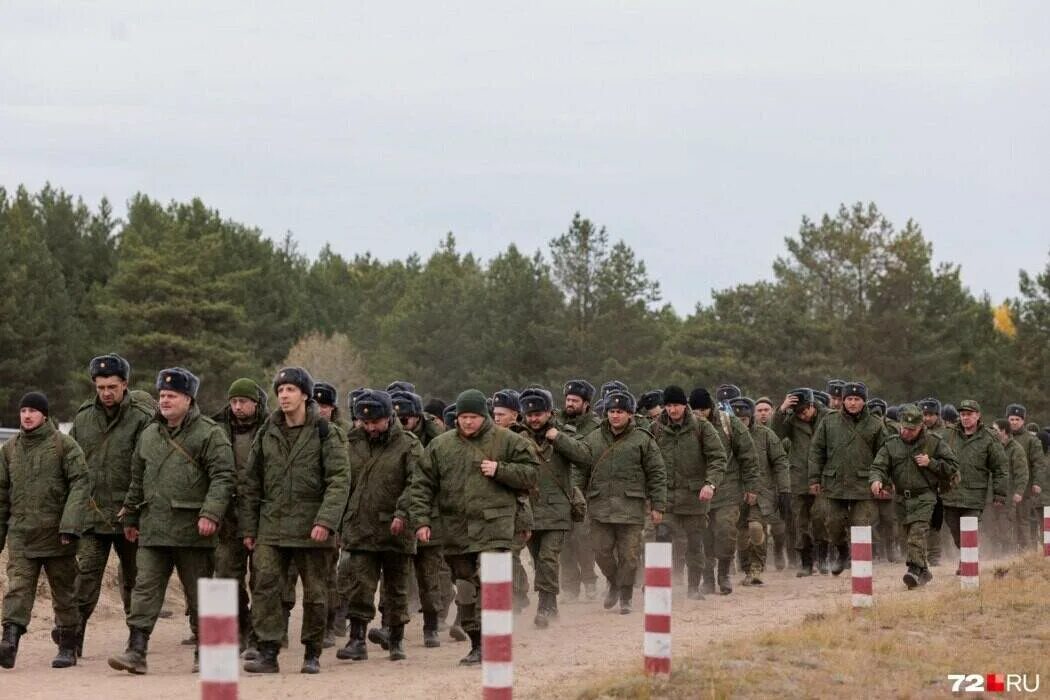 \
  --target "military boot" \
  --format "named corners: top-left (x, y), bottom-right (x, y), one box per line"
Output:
top-left (243, 641), bottom-right (280, 673)
top-left (602, 584), bottom-right (619, 610)
top-left (619, 586), bottom-right (633, 614)
top-left (534, 592), bottom-right (552, 629)
top-left (717, 558), bottom-right (733, 595)
top-left (831, 544), bottom-right (850, 577)
top-left (796, 546), bottom-right (814, 577)
top-left (459, 630), bottom-right (482, 666)
top-left (388, 625), bottom-right (406, 661)
top-left (192, 646), bottom-right (200, 673)
top-left (52, 627), bottom-right (78, 669)
top-left (686, 567), bottom-right (705, 600)
top-left (329, 603), bottom-right (347, 638)
top-left (0, 623), bottom-right (24, 669)
top-left (448, 606), bottom-right (468, 642)
top-left (547, 591), bottom-right (560, 619)
top-left (816, 542), bottom-right (830, 575)
top-left (773, 536), bottom-right (788, 571)
top-left (902, 564), bottom-right (921, 590)
top-left (423, 612), bottom-right (441, 648)
top-left (367, 625), bottom-right (390, 650)
top-left (701, 565), bottom-right (716, 595)
top-left (301, 643), bottom-right (321, 674)
top-left (336, 620), bottom-right (368, 661)
top-left (107, 627), bottom-right (149, 675)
